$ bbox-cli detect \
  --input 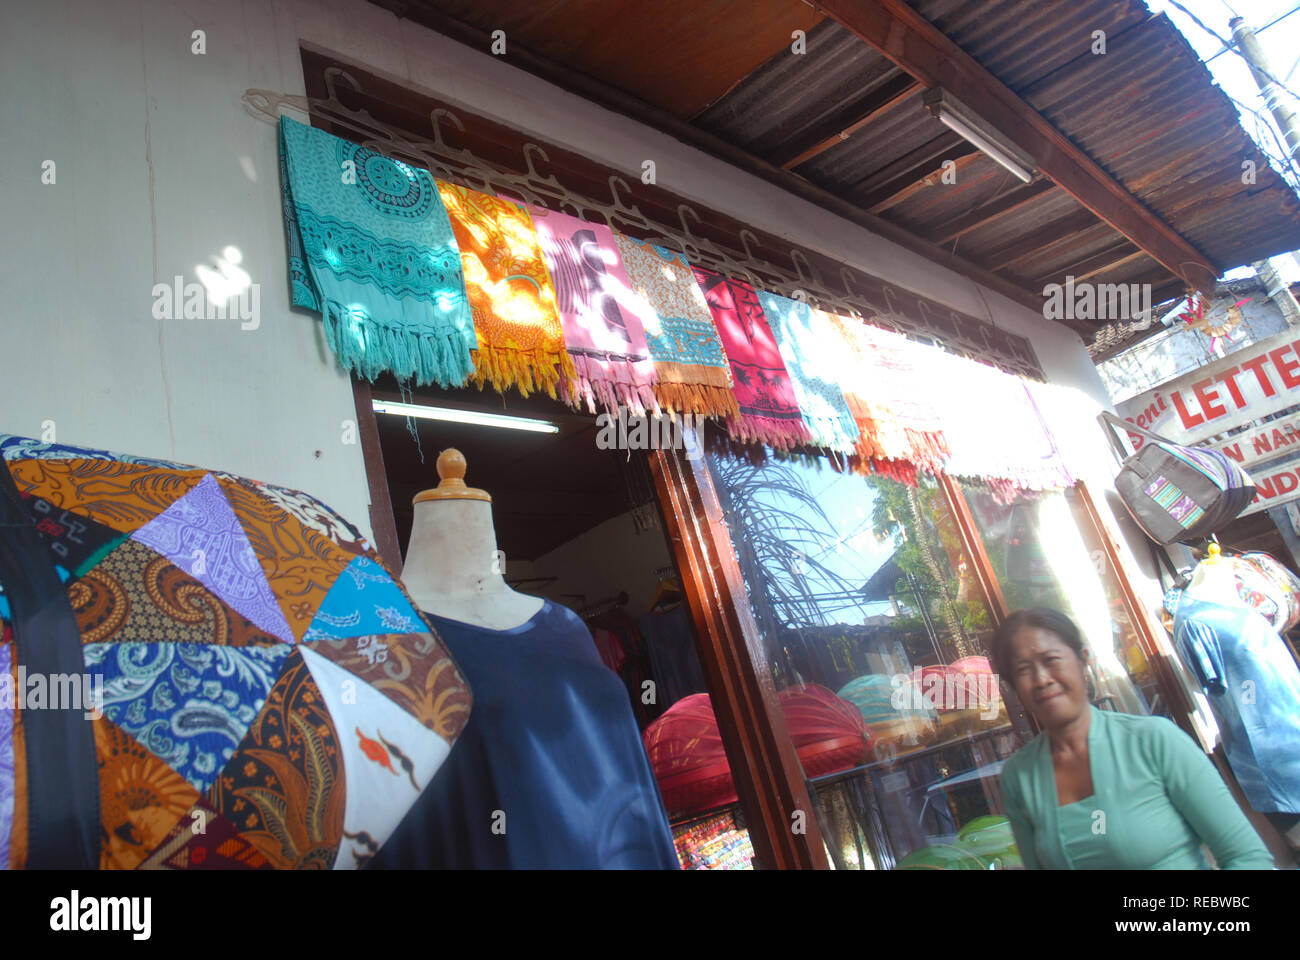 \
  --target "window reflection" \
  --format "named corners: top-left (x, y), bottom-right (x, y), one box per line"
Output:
top-left (959, 484), bottom-right (1157, 718)
top-left (707, 447), bottom-right (1030, 869)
